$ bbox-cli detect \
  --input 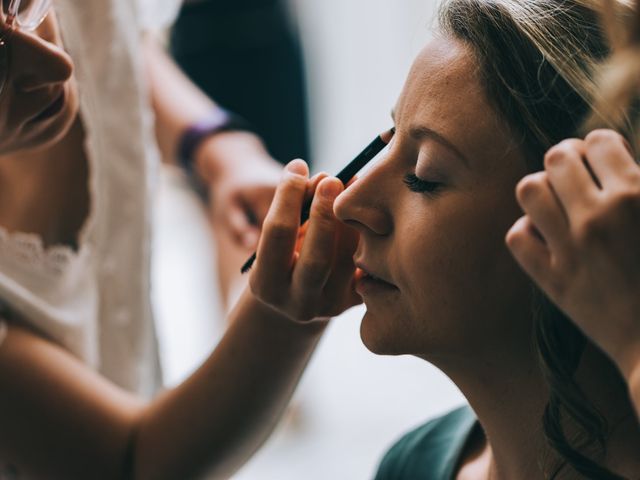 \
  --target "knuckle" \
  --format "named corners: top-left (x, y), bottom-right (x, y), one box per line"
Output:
top-left (544, 141), bottom-right (579, 169)
top-left (585, 129), bottom-right (621, 149)
top-left (311, 206), bottom-right (337, 231)
top-left (264, 220), bottom-right (297, 242)
top-left (505, 226), bottom-right (525, 252)
top-left (282, 170), bottom-right (308, 193)
top-left (298, 260), bottom-right (329, 286)
top-left (313, 193), bottom-right (336, 218)
top-left (555, 138), bottom-right (582, 152)
top-left (516, 173), bottom-right (546, 204)
top-left (505, 217), bottom-right (525, 244)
